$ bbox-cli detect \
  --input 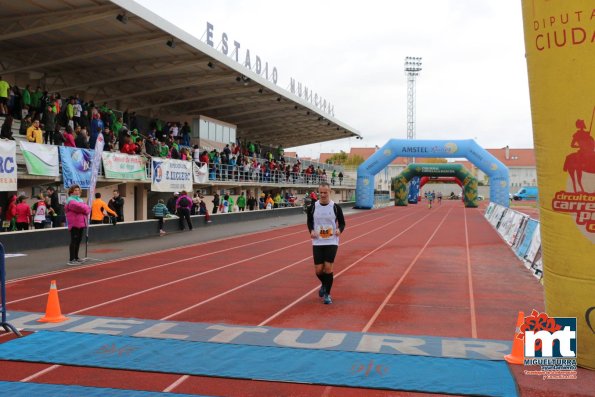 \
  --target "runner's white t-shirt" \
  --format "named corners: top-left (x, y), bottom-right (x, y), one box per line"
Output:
top-left (312, 200), bottom-right (339, 246)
